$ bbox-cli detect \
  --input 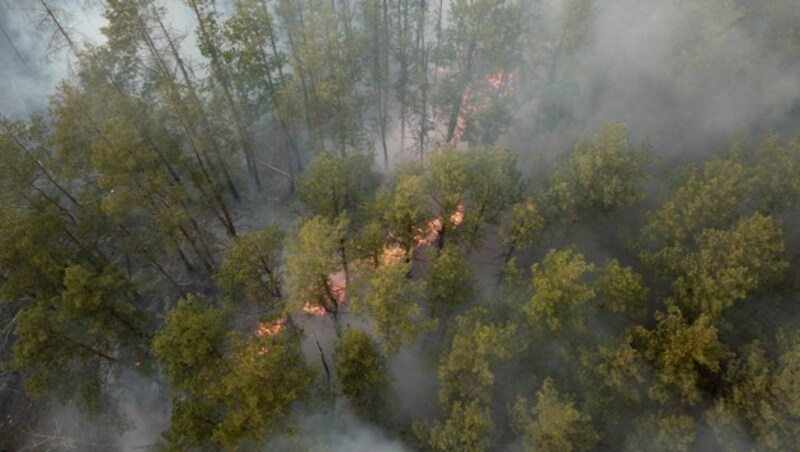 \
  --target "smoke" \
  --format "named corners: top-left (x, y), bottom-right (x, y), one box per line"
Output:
top-left (0, 0), bottom-right (202, 118)
top-left (13, 371), bottom-right (169, 451)
top-left (267, 400), bottom-right (410, 452)
top-left (509, 0), bottom-right (800, 163)
top-left (0, 3), bottom-right (64, 117)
